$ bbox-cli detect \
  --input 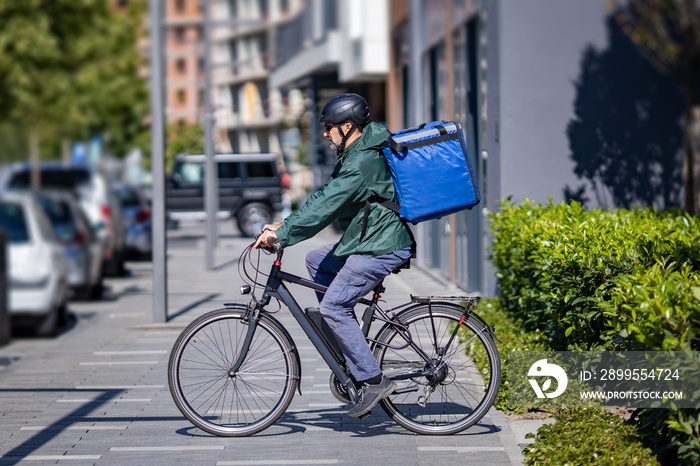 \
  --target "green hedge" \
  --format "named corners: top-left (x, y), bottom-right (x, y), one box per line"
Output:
top-left (489, 200), bottom-right (700, 352)
top-left (524, 408), bottom-right (659, 466)
top-left (468, 298), bottom-right (546, 411)
top-left (489, 200), bottom-right (700, 464)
